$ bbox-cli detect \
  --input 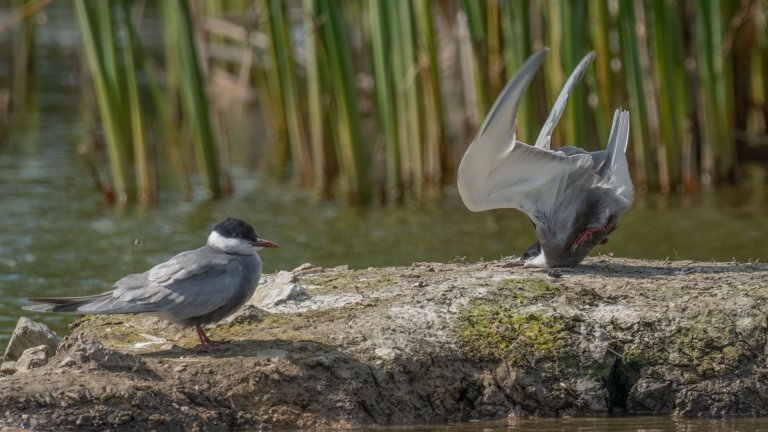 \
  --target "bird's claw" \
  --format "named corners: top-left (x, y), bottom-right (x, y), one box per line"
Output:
top-left (571, 229), bottom-right (598, 251)
top-left (205, 338), bottom-right (228, 345)
top-left (196, 343), bottom-right (229, 354)
top-left (571, 223), bottom-right (614, 252)
top-left (195, 325), bottom-right (228, 348)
